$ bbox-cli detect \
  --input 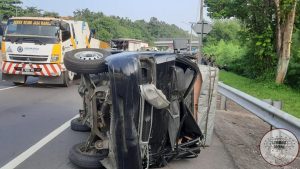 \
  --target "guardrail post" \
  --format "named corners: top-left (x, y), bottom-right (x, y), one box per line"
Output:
top-left (263, 99), bottom-right (274, 130)
top-left (273, 101), bottom-right (282, 110)
top-left (220, 95), bottom-right (227, 110)
top-left (262, 99), bottom-right (283, 130)
top-left (262, 99), bottom-right (273, 105)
